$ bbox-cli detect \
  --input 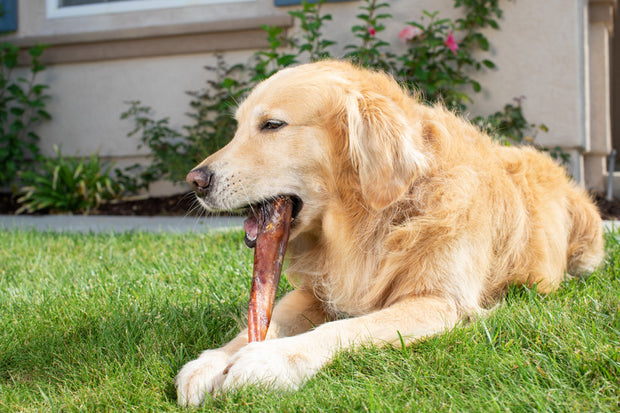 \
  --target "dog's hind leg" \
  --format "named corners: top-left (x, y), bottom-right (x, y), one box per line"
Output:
top-left (566, 192), bottom-right (605, 278)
